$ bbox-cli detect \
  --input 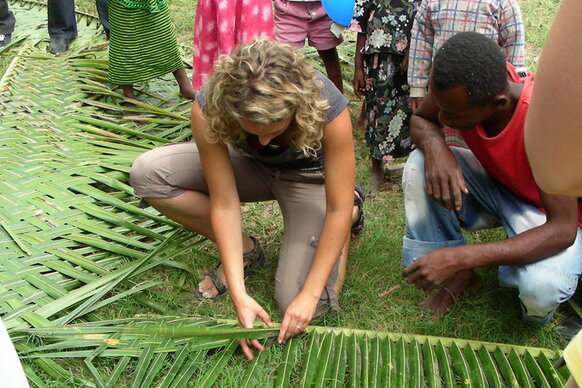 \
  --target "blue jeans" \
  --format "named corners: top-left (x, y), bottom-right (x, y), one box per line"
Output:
top-left (402, 147), bottom-right (582, 325)
top-left (47, 0), bottom-right (109, 39)
top-left (0, 0), bottom-right (15, 36)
